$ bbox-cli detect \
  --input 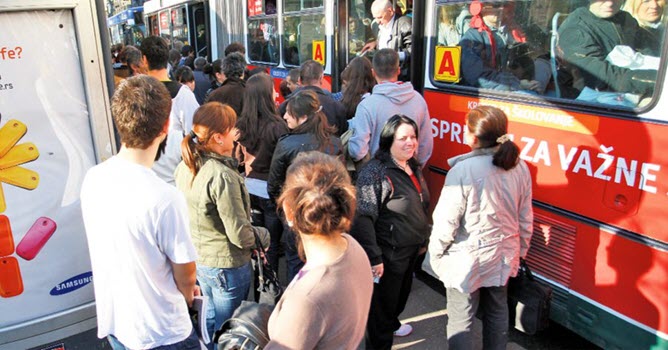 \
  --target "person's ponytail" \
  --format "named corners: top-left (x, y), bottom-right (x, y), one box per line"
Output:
top-left (493, 136), bottom-right (520, 170)
top-left (466, 106), bottom-right (520, 170)
top-left (181, 130), bottom-right (201, 182)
